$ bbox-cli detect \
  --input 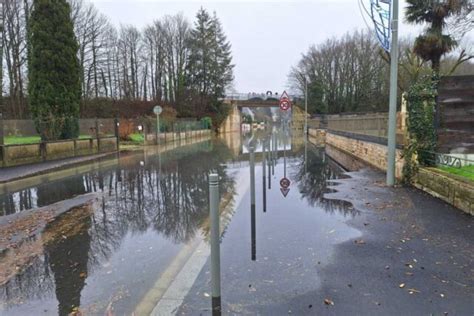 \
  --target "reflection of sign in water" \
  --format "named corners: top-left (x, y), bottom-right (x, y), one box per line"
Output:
top-left (280, 177), bottom-right (290, 197)
top-left (279, 91), bottom-right (291, 111)
top-left (280, 177), bottom-right (290, 188)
